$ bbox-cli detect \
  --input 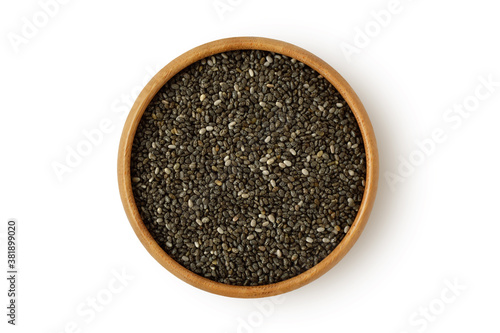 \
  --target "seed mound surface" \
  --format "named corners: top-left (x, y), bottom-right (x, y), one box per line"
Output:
top-left (131, 50), bottom-right (366, 286)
